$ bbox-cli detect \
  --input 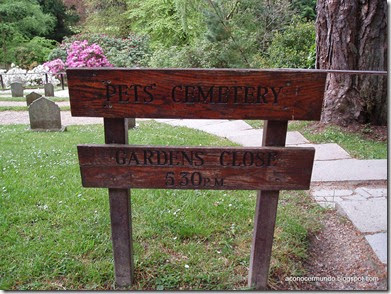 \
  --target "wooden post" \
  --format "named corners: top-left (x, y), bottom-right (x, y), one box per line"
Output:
top-left (60, 74), bottom-right (65, 90)
top-left (45, 73), bottom-right (49, 84)
top-left (0, 75), bottom-right (4, 90)
top-left (103, 118), bottom-right (134, 287)
top-left (248, 120), bottom-right (288, 290)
